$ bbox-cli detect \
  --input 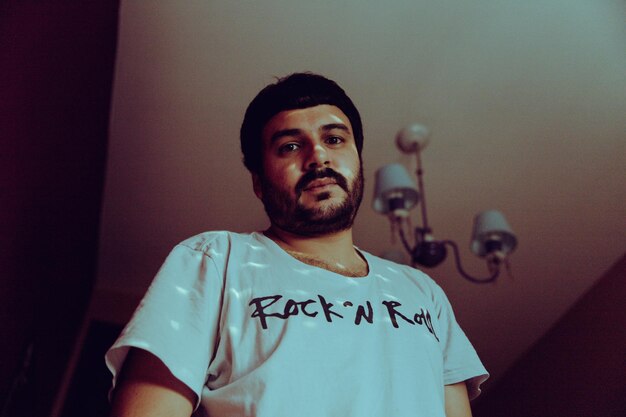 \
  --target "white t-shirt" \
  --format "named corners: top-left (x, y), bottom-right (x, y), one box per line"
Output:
top-left (106, 231), bottom-right (488, 417)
